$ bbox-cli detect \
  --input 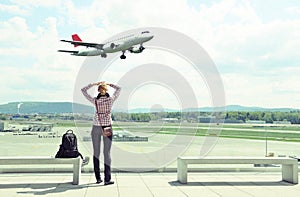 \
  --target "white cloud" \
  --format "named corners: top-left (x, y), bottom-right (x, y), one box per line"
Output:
top-left (222, 73), bottom-right (272, 107)
top-left (10, 0), bottom-right (62, 8)
top-left (286, 6), bottom-right (300, 15)
top-left (0, 15), bottom-right (83, 103)
top-left (0, 65), bottom-right (79, 103)
top-left (1, 0), bottom-right (299, 108)
top-left (222, 71), bottom-right (300, 108)
top-left (101, 49), bottom-right (212, 108)
top-left (60, 0), bottom-right (300, 74)
top-left (0, 3), bottom-right (29, 15)
top-left (0, 17), bottom-right (35, 45)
